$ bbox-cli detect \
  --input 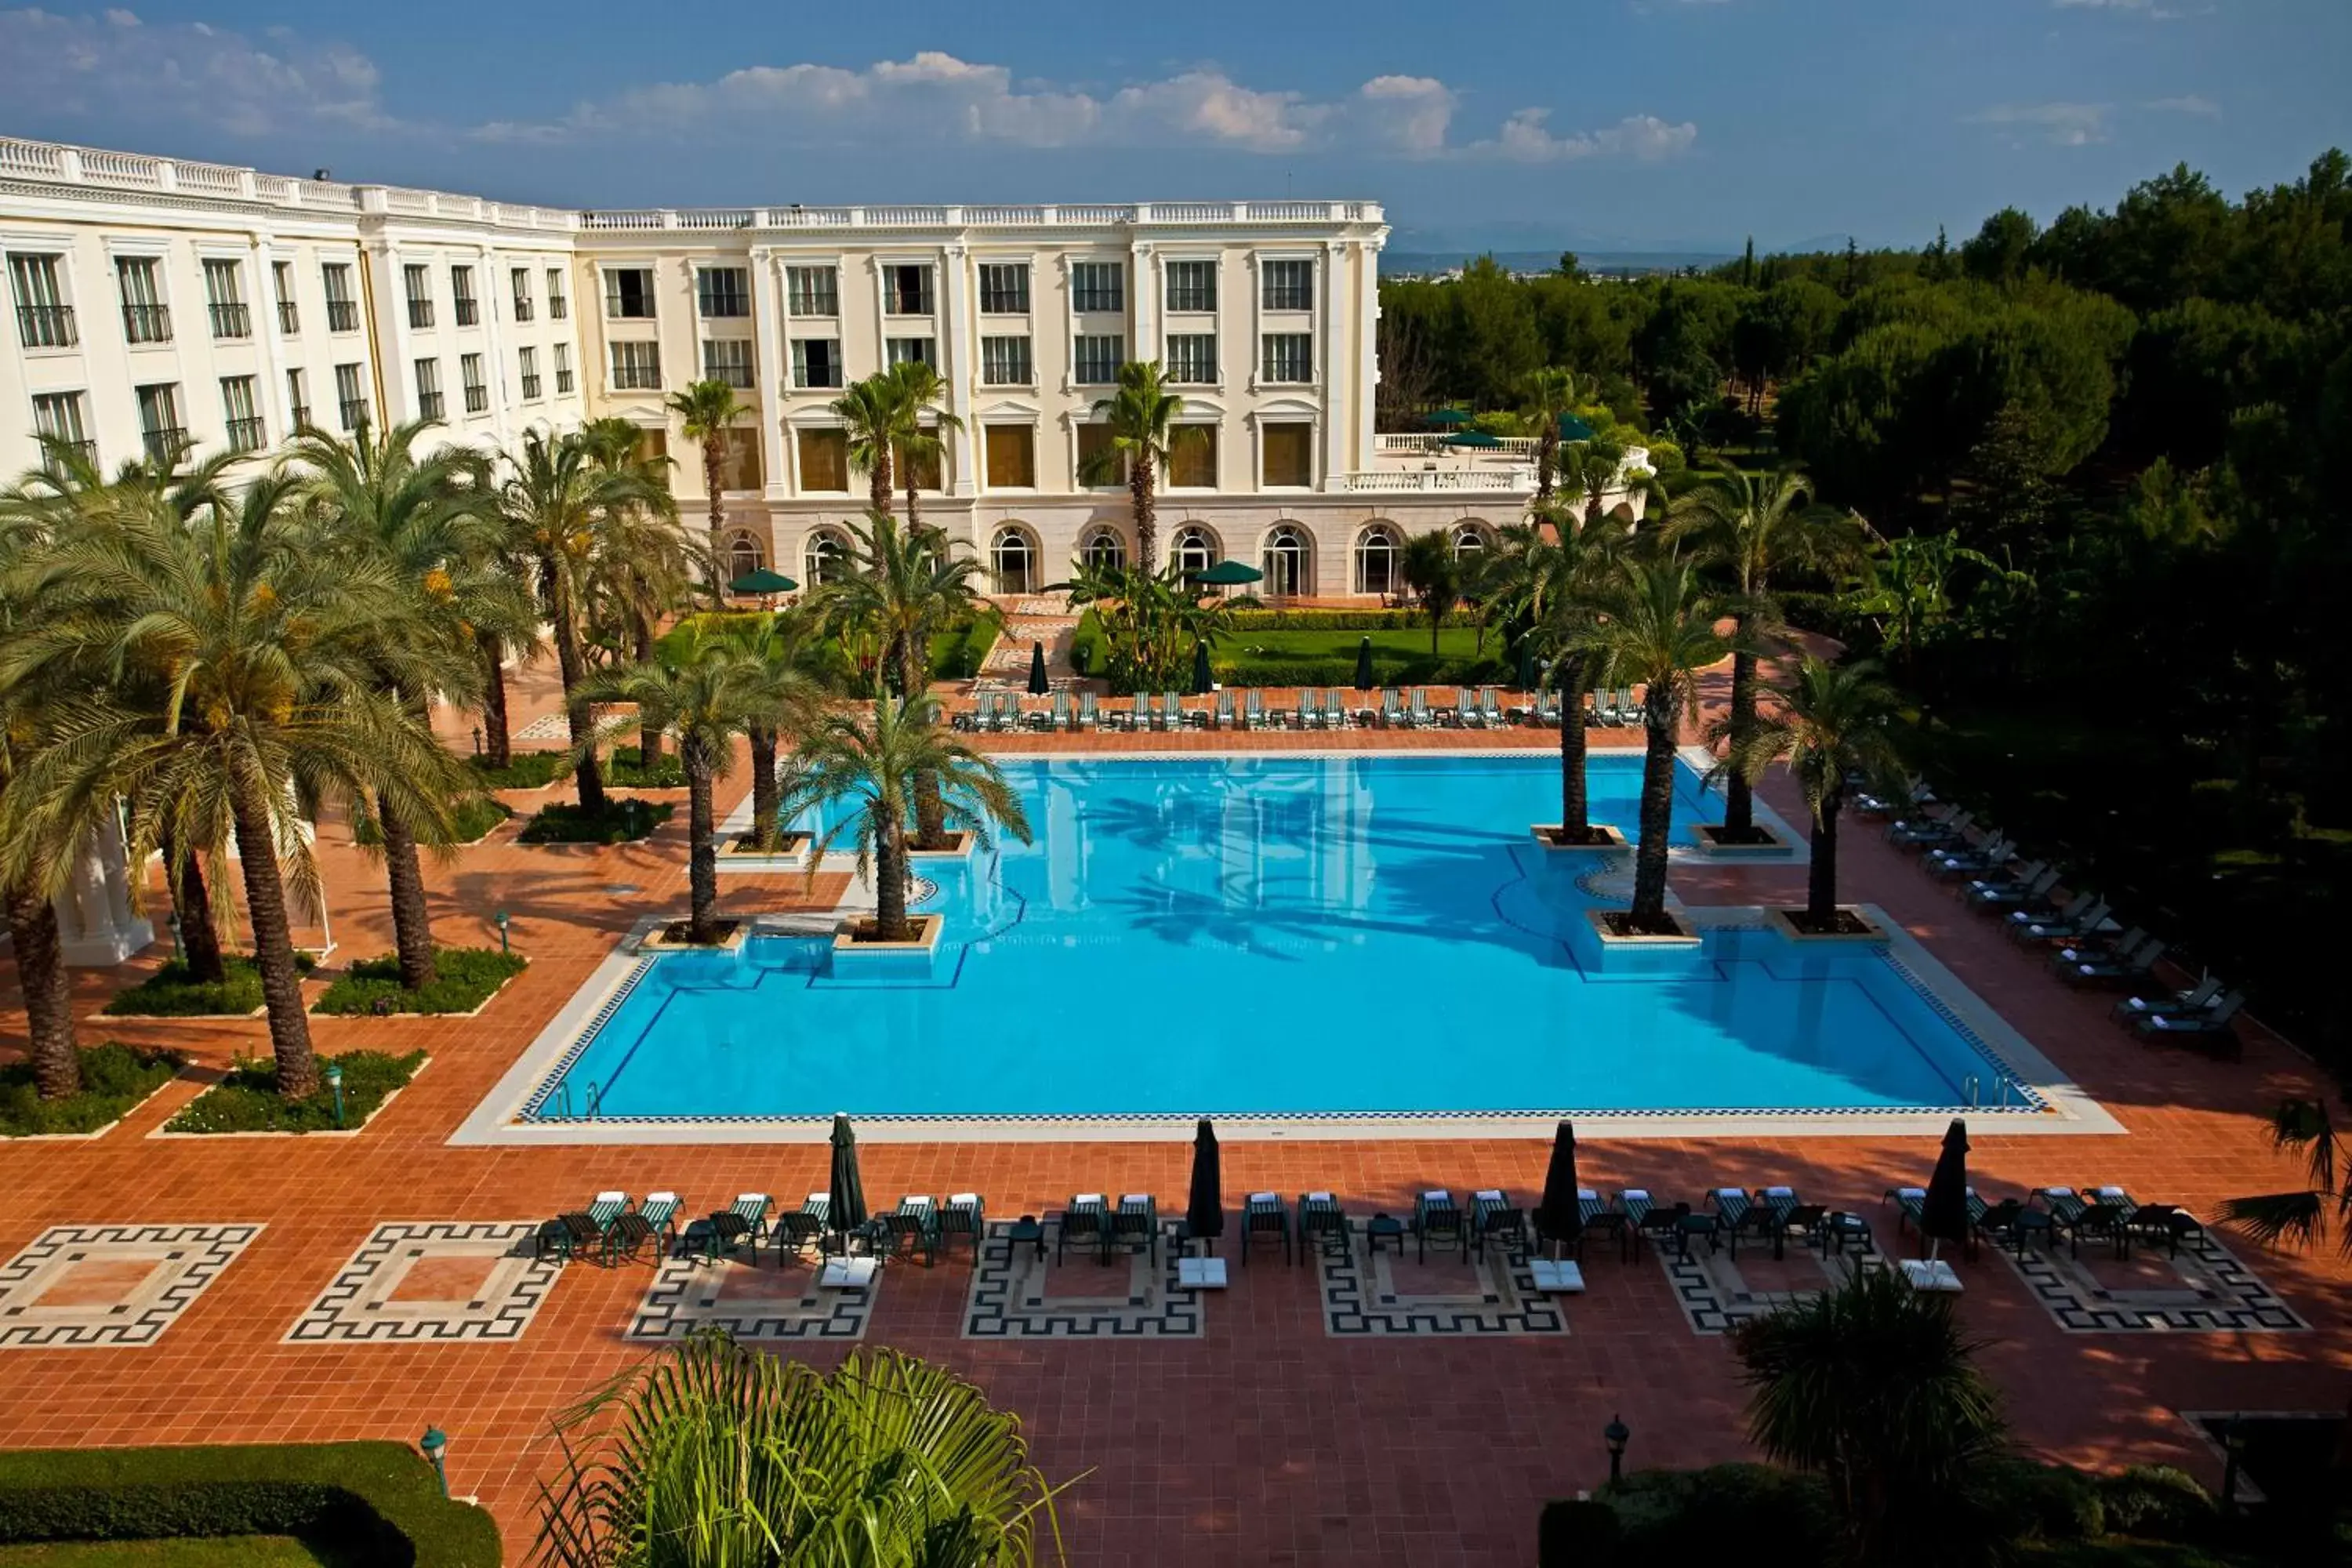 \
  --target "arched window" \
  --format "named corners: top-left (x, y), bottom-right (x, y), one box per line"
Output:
top-left (1172, 524), bottom-right (1218, 579)
top-left (1451, 522), bottom-right (1490, 561)
top-left (1081, 526), bottom-right (1127, 575)
top-left (727, 532), bottom-right (764, 584)
top-left (991, 526), bottom-right (1036, 596)
top-left (1261, 524), bottom-right (1309, 598)
top-left (1355, 525), bottom-right (1401, 597)
top-left (804, 528), bottom-right (851, 586)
